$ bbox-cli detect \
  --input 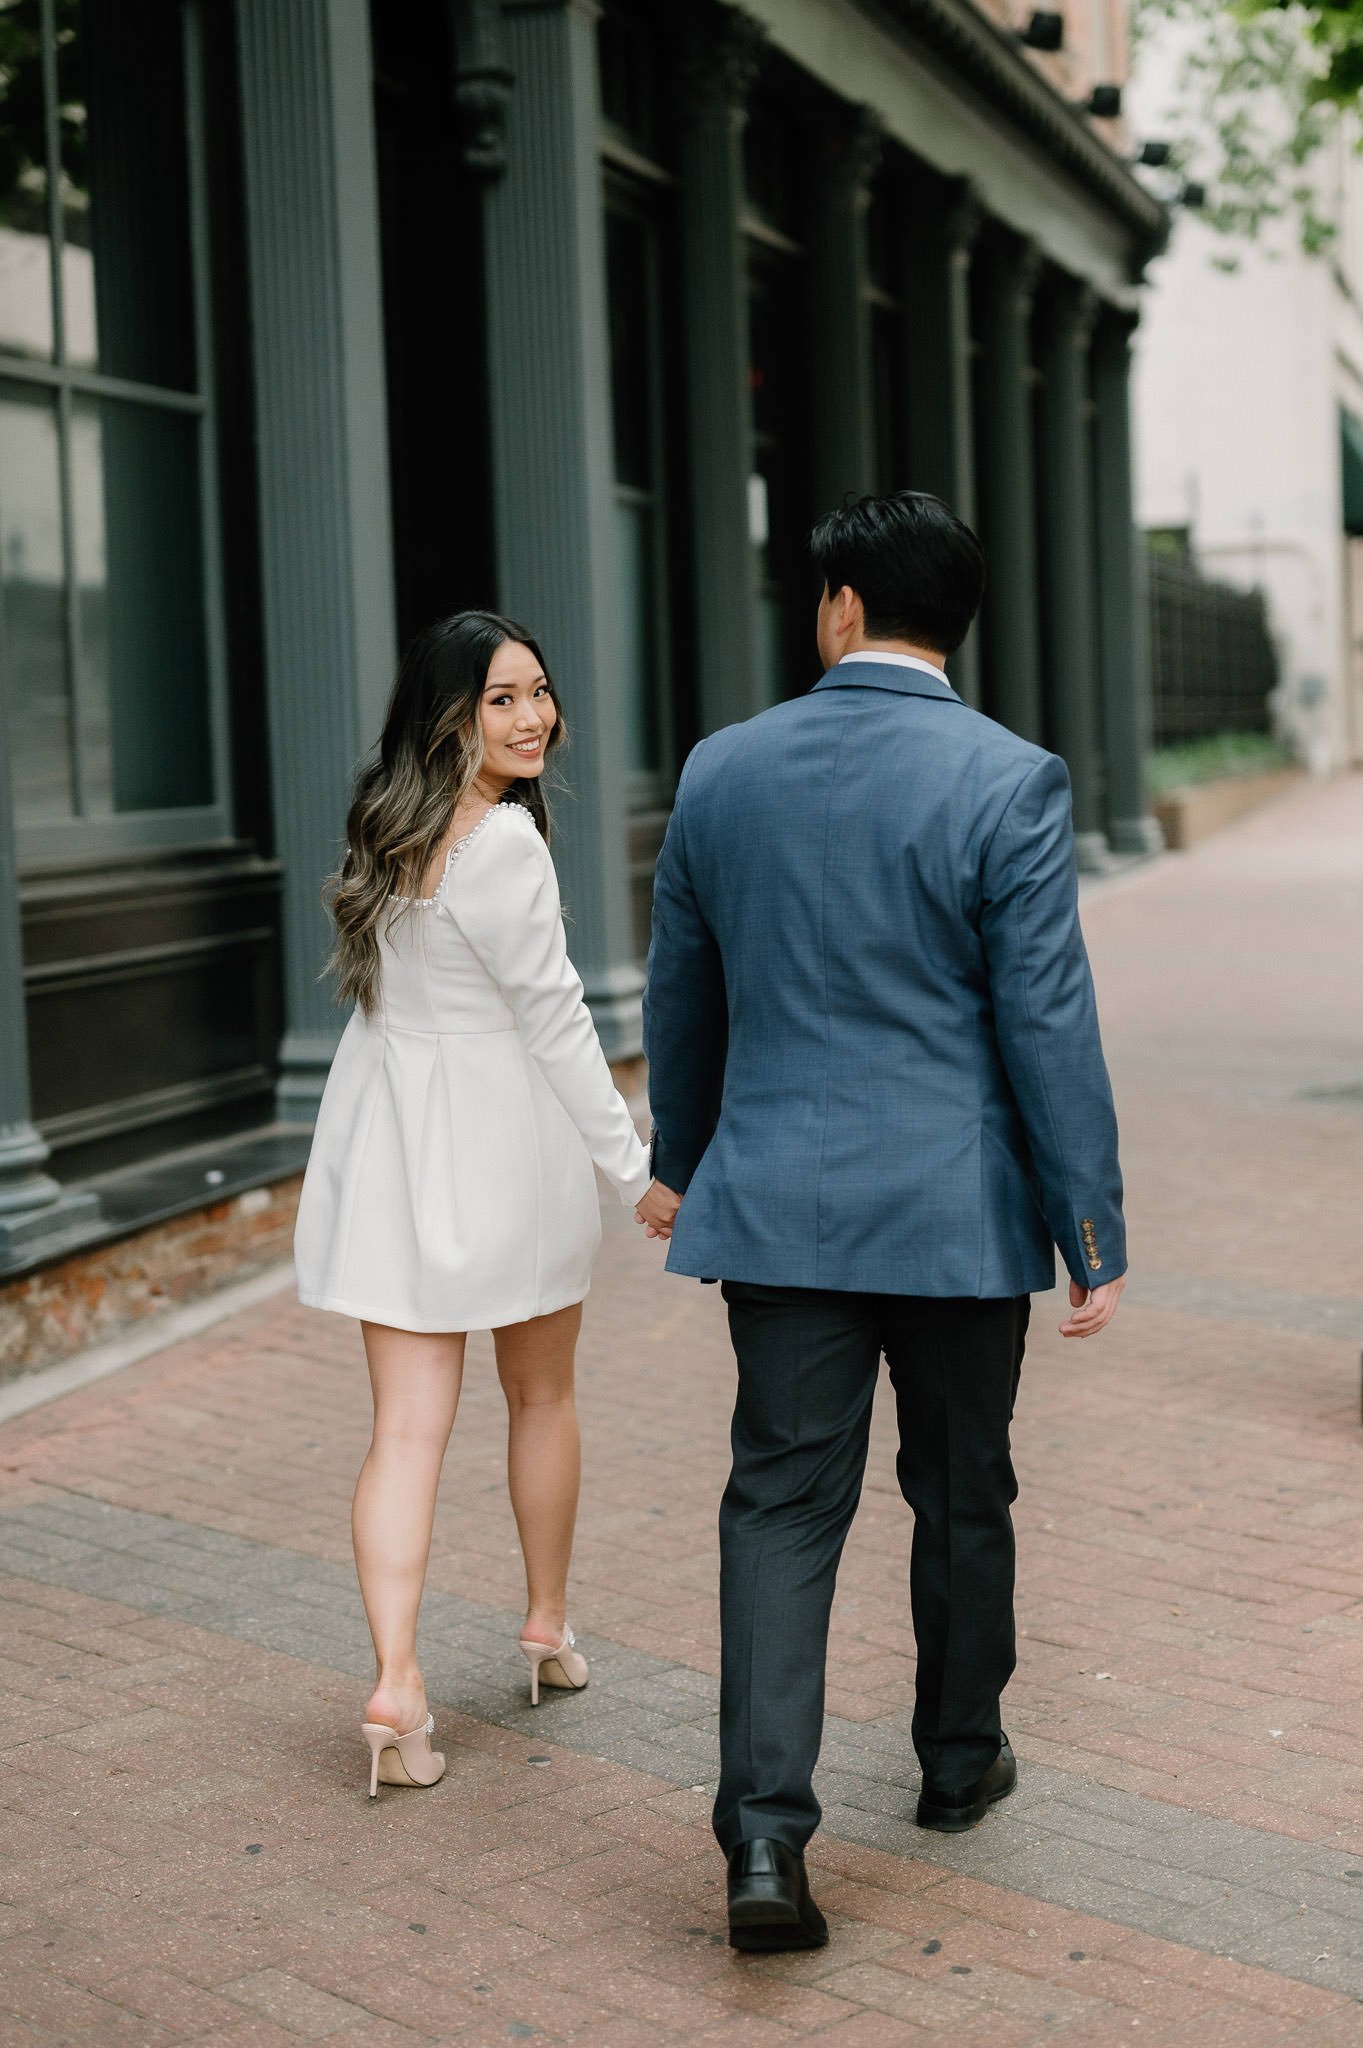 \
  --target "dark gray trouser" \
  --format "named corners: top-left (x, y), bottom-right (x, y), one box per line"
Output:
top-left (712, 1283), bottom-right (1030, 1854)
